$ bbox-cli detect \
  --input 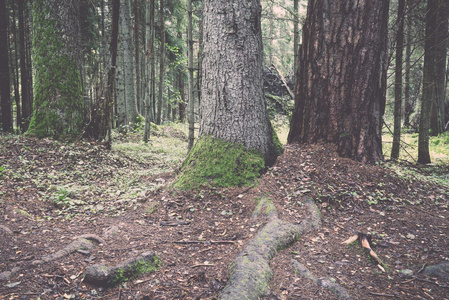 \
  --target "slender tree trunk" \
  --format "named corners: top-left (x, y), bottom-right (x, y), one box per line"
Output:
top-left (122, 0), bottom-right (138, 125)
top-left (197, 14), bottom-right (203, 108)
top-left (104, 0), bottom-right (120, 149)
top-left (134, 0), bottom-right (141, 114)
top-left (116, 22), bottom-right (126, 128)
top-left (391, 0), bottom-right (405, 160)
top-left (156, 0), bottom-right (165, 125)
top-left (403, 3), bottom-right (412, 128)
top-left (10, 2), bottom-right (22, 130)
top-left (187, 0), bottom-right (195, 151)
top-left (418, 0), bottom-right (438, 163)
top-left (293, 0), bottom-right (299, 95)
top-left (0, 0), bottom-right (13, 133)
top-left (18, 0), bottom-right (31, 132)
top-left (288, 0), bottom-right (389, 163)
top-left (144, 0), bottom-right (155, 143)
